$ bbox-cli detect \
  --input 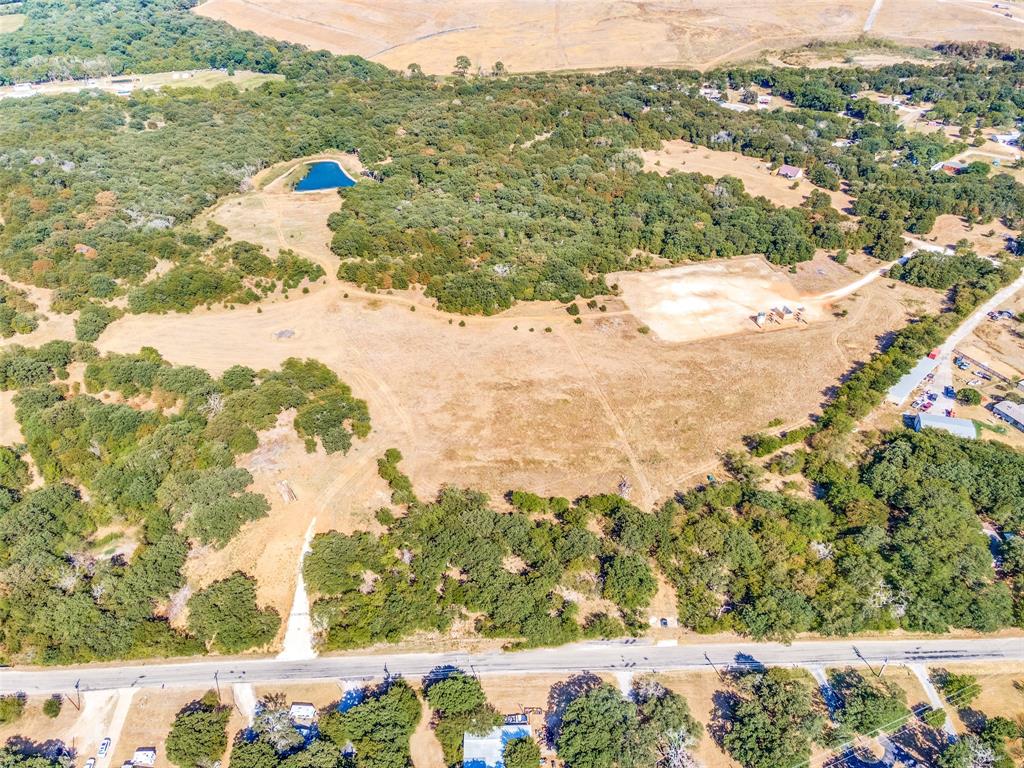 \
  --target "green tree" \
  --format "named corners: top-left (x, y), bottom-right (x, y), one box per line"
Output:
top-left (828, 669), bottom-right (909, 737)
top-left (187, 573), bottom-right (280, 653)
top-left (722, 670), bottom-right (822, 768)
top-left (557, 685), bottom-right (642, 768)
top-left (166, 693), bottom-right (230, 768)
top-left (935, 671), bottom-right (980, 708)
top-left (601, 553), bottom-right (656, 611)
top-left (503, 737), bottom-right (540, 768)
top-left (454, 56), bottom-right (471, 76)
top-left (956, 387), bottom-right (982, 406)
